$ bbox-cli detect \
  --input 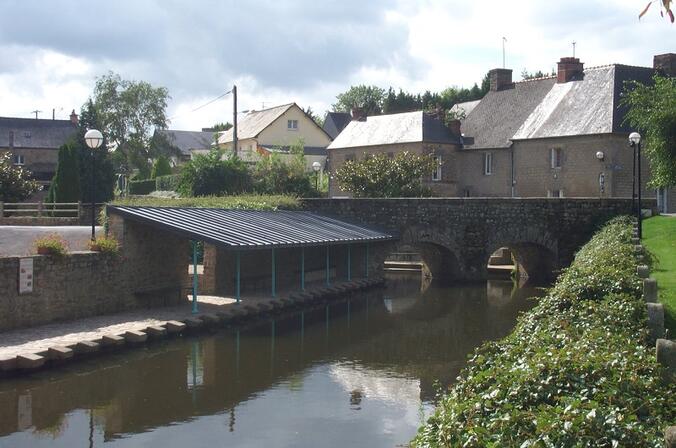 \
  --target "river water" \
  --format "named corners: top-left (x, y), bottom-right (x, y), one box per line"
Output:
top-left (0, 275), bottom-right (540, 448)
